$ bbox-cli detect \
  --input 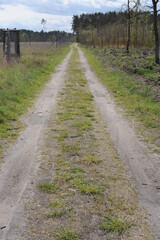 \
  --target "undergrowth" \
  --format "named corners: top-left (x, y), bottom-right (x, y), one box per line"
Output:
top-left (93, 48), bottom-right (160, 83)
